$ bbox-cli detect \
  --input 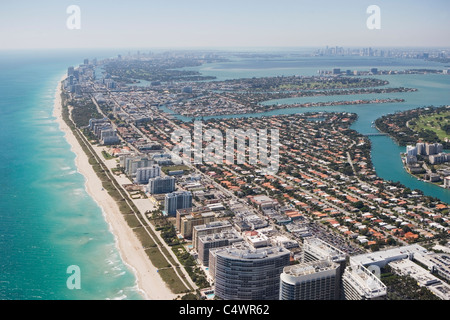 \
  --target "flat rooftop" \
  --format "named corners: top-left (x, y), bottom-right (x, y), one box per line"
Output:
top-left (283, 260), bottom-right (338, 277)
top-left (304, 237), bottom-right (346, 262)
top-left (213, 243), bottom-right (290, 260)
top-left (350, 244), bottom-right (429, 267)
top-left (343, 263), bottom-right (387, 298)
